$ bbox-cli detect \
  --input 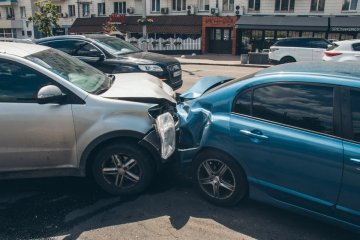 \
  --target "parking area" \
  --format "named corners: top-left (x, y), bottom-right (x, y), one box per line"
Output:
top-left (0, 64), bottom-right (358, 240)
